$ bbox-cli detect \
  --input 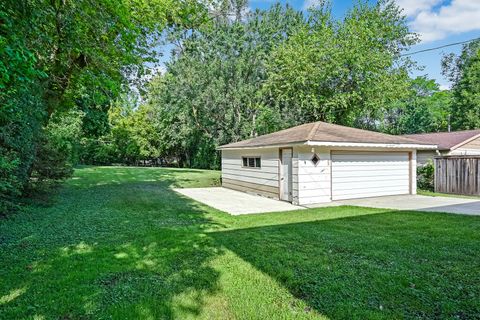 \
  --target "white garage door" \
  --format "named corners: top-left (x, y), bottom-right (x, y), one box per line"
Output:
top-left (331, 151), bottom-right (410, 200)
